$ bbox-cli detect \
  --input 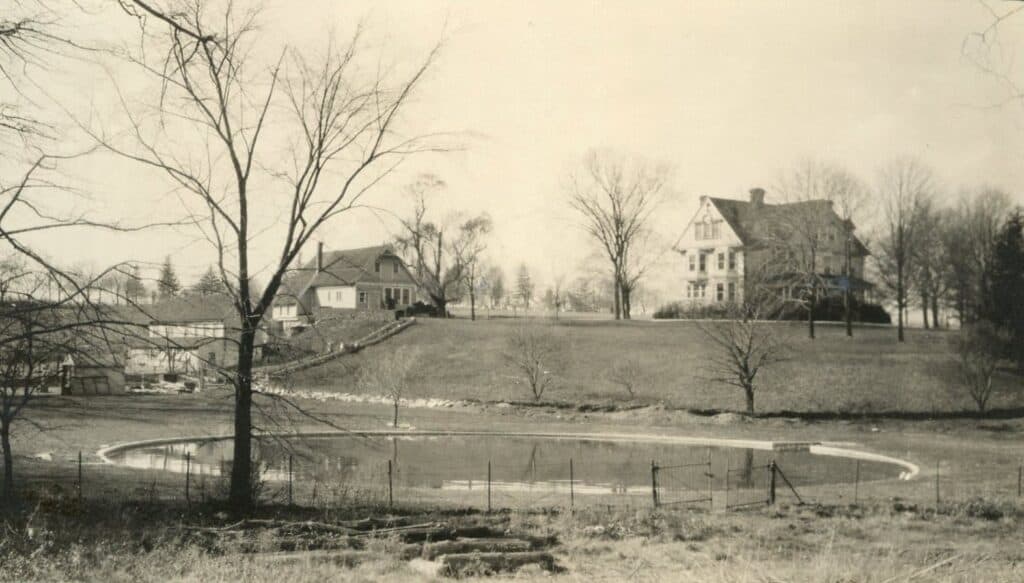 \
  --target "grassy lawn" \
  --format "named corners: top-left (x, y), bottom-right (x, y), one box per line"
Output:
top-left (5, 393), bottom-right (1024, 581)
top-left (5, 319), bottom-right (1024, 581)
top-left (288, 318), bottom-right (1024, 415)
